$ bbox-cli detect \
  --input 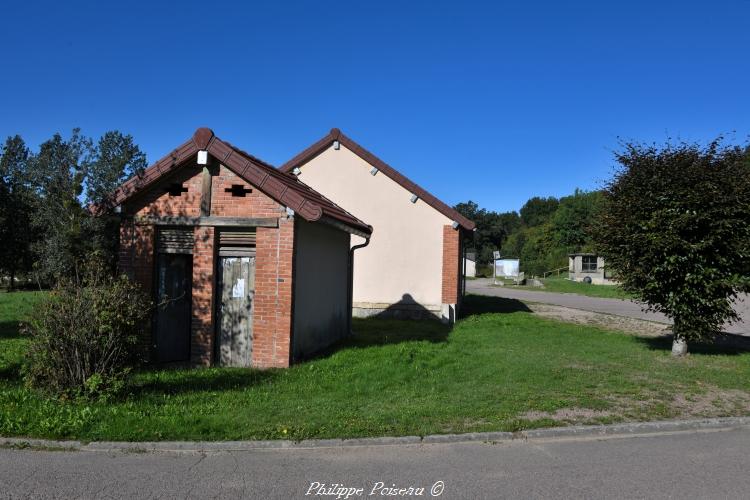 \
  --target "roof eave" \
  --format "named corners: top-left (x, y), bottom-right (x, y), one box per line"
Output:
top-left (280, 129), bottom-right (477, 231)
